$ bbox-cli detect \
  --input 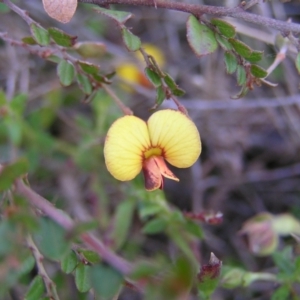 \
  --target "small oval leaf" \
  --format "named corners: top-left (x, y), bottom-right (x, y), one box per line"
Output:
top-left (250, 64), bottom-right (268, 78)
top-left (236, 65), bottom-right (247, 86)
top-left (215, 33), bottom-right (232, 50)
top-left (57, 60), bottom-right (75, 86)
top-left (122, 28), bottom-right (141, 52)
top-left (48, 27), bottom-right (77, 47)
top-left (61, 250), bottom-right (78, 274)
top-left (93, 6), bottom-right (132, 24)
top-left (24, 275), bottom-right (45, 300)
top-left (42, 0), bottom-right (77, 23)
top-left (187, 15), bottom-right (218, 57)
top-left (142, 218), bottom-right (167, 235)
top-left (91, 264), bottom-right (123, 298)
top-left (30, 24), bottom-right (50, 46)
top-left (145, 68), bottom-right (162, 88)
top-left (33, 217), bottom-right (70, 260)
top-left (79, 61), bottom-right (99, 75)
top-left (75, 263), bottom-right (92, 293)
top-left (22, 36), bottom-right (37, 45)
top-left (224, 52), bottom-right (237, 74)
top-left (246, 50), bottom-right (264, 63)
top-left (73, 42), bottom-right (106, 58)
top-left (229, 38), bottom-right (252, 58)
top-left (77, 74), bottom-right (92, 95)
top-left (211, 18), bottom-right (236, 38)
